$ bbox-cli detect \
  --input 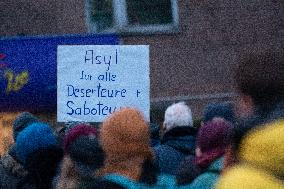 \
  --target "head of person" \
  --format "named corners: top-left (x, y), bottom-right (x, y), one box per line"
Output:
top-left (195, 119), bottom-right (232, 169)
top-left (8, 112), bottom-right (40, 161)
top-left (163, 102), bottom-right (193, 133)
top-left (223, 51), bottom-right (284, 171)
top-left (203, 102), bottom-right (235, 124)
top-left (13, 112), bottom-right (40, 141)
top-left (16, 122), bottom-right (63, 189)
top-left (235, 51), bottom-right (284, 116)
top-left (63, 123), bottom-right (104, 178)
top-left (56, 123), bottom-right (104, 189)
top-left (99, 107), bottom-right (153, 181)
